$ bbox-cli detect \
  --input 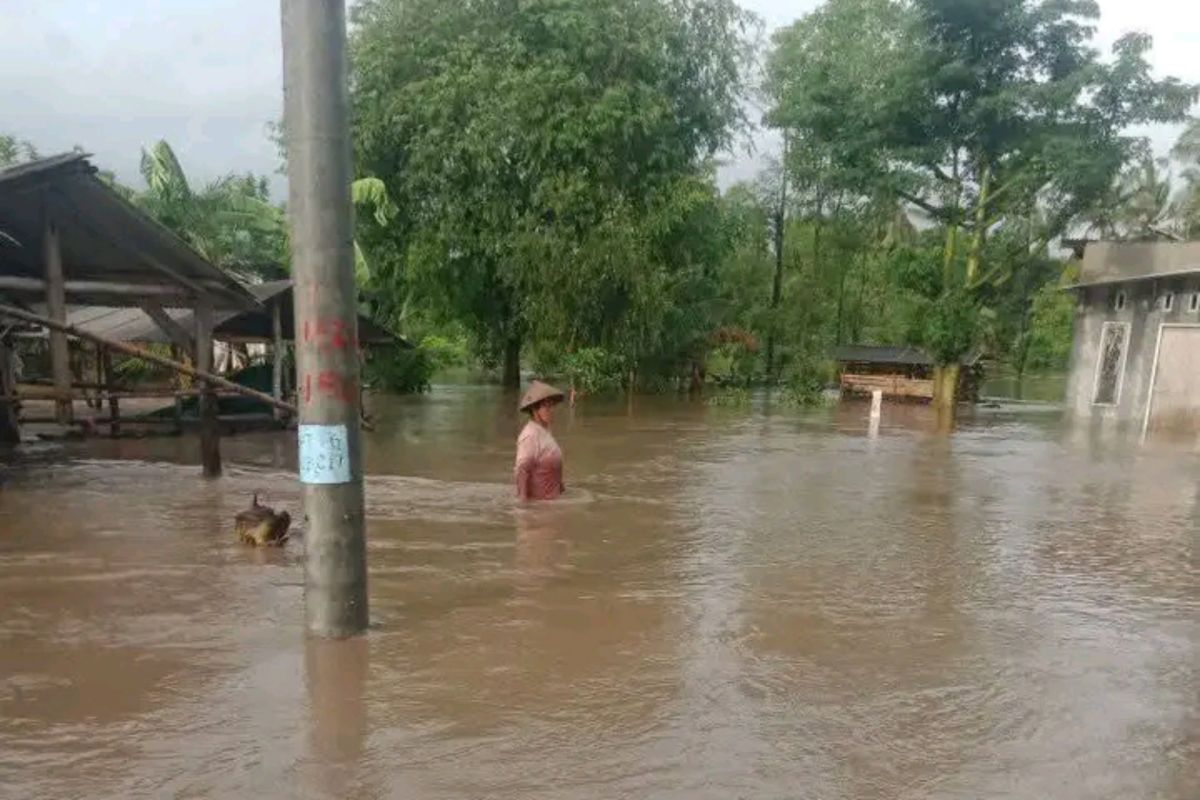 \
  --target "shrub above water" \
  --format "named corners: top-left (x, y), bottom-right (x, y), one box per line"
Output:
top-left (363, 346), bottom-right (434, 394)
